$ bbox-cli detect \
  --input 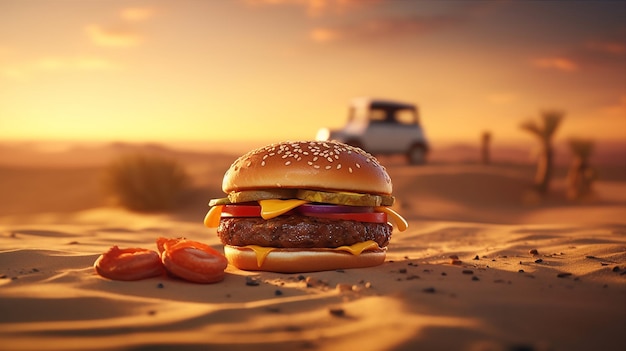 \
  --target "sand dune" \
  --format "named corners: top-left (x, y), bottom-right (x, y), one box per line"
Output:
top-left (0, 142), bottom-right (624, 350)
